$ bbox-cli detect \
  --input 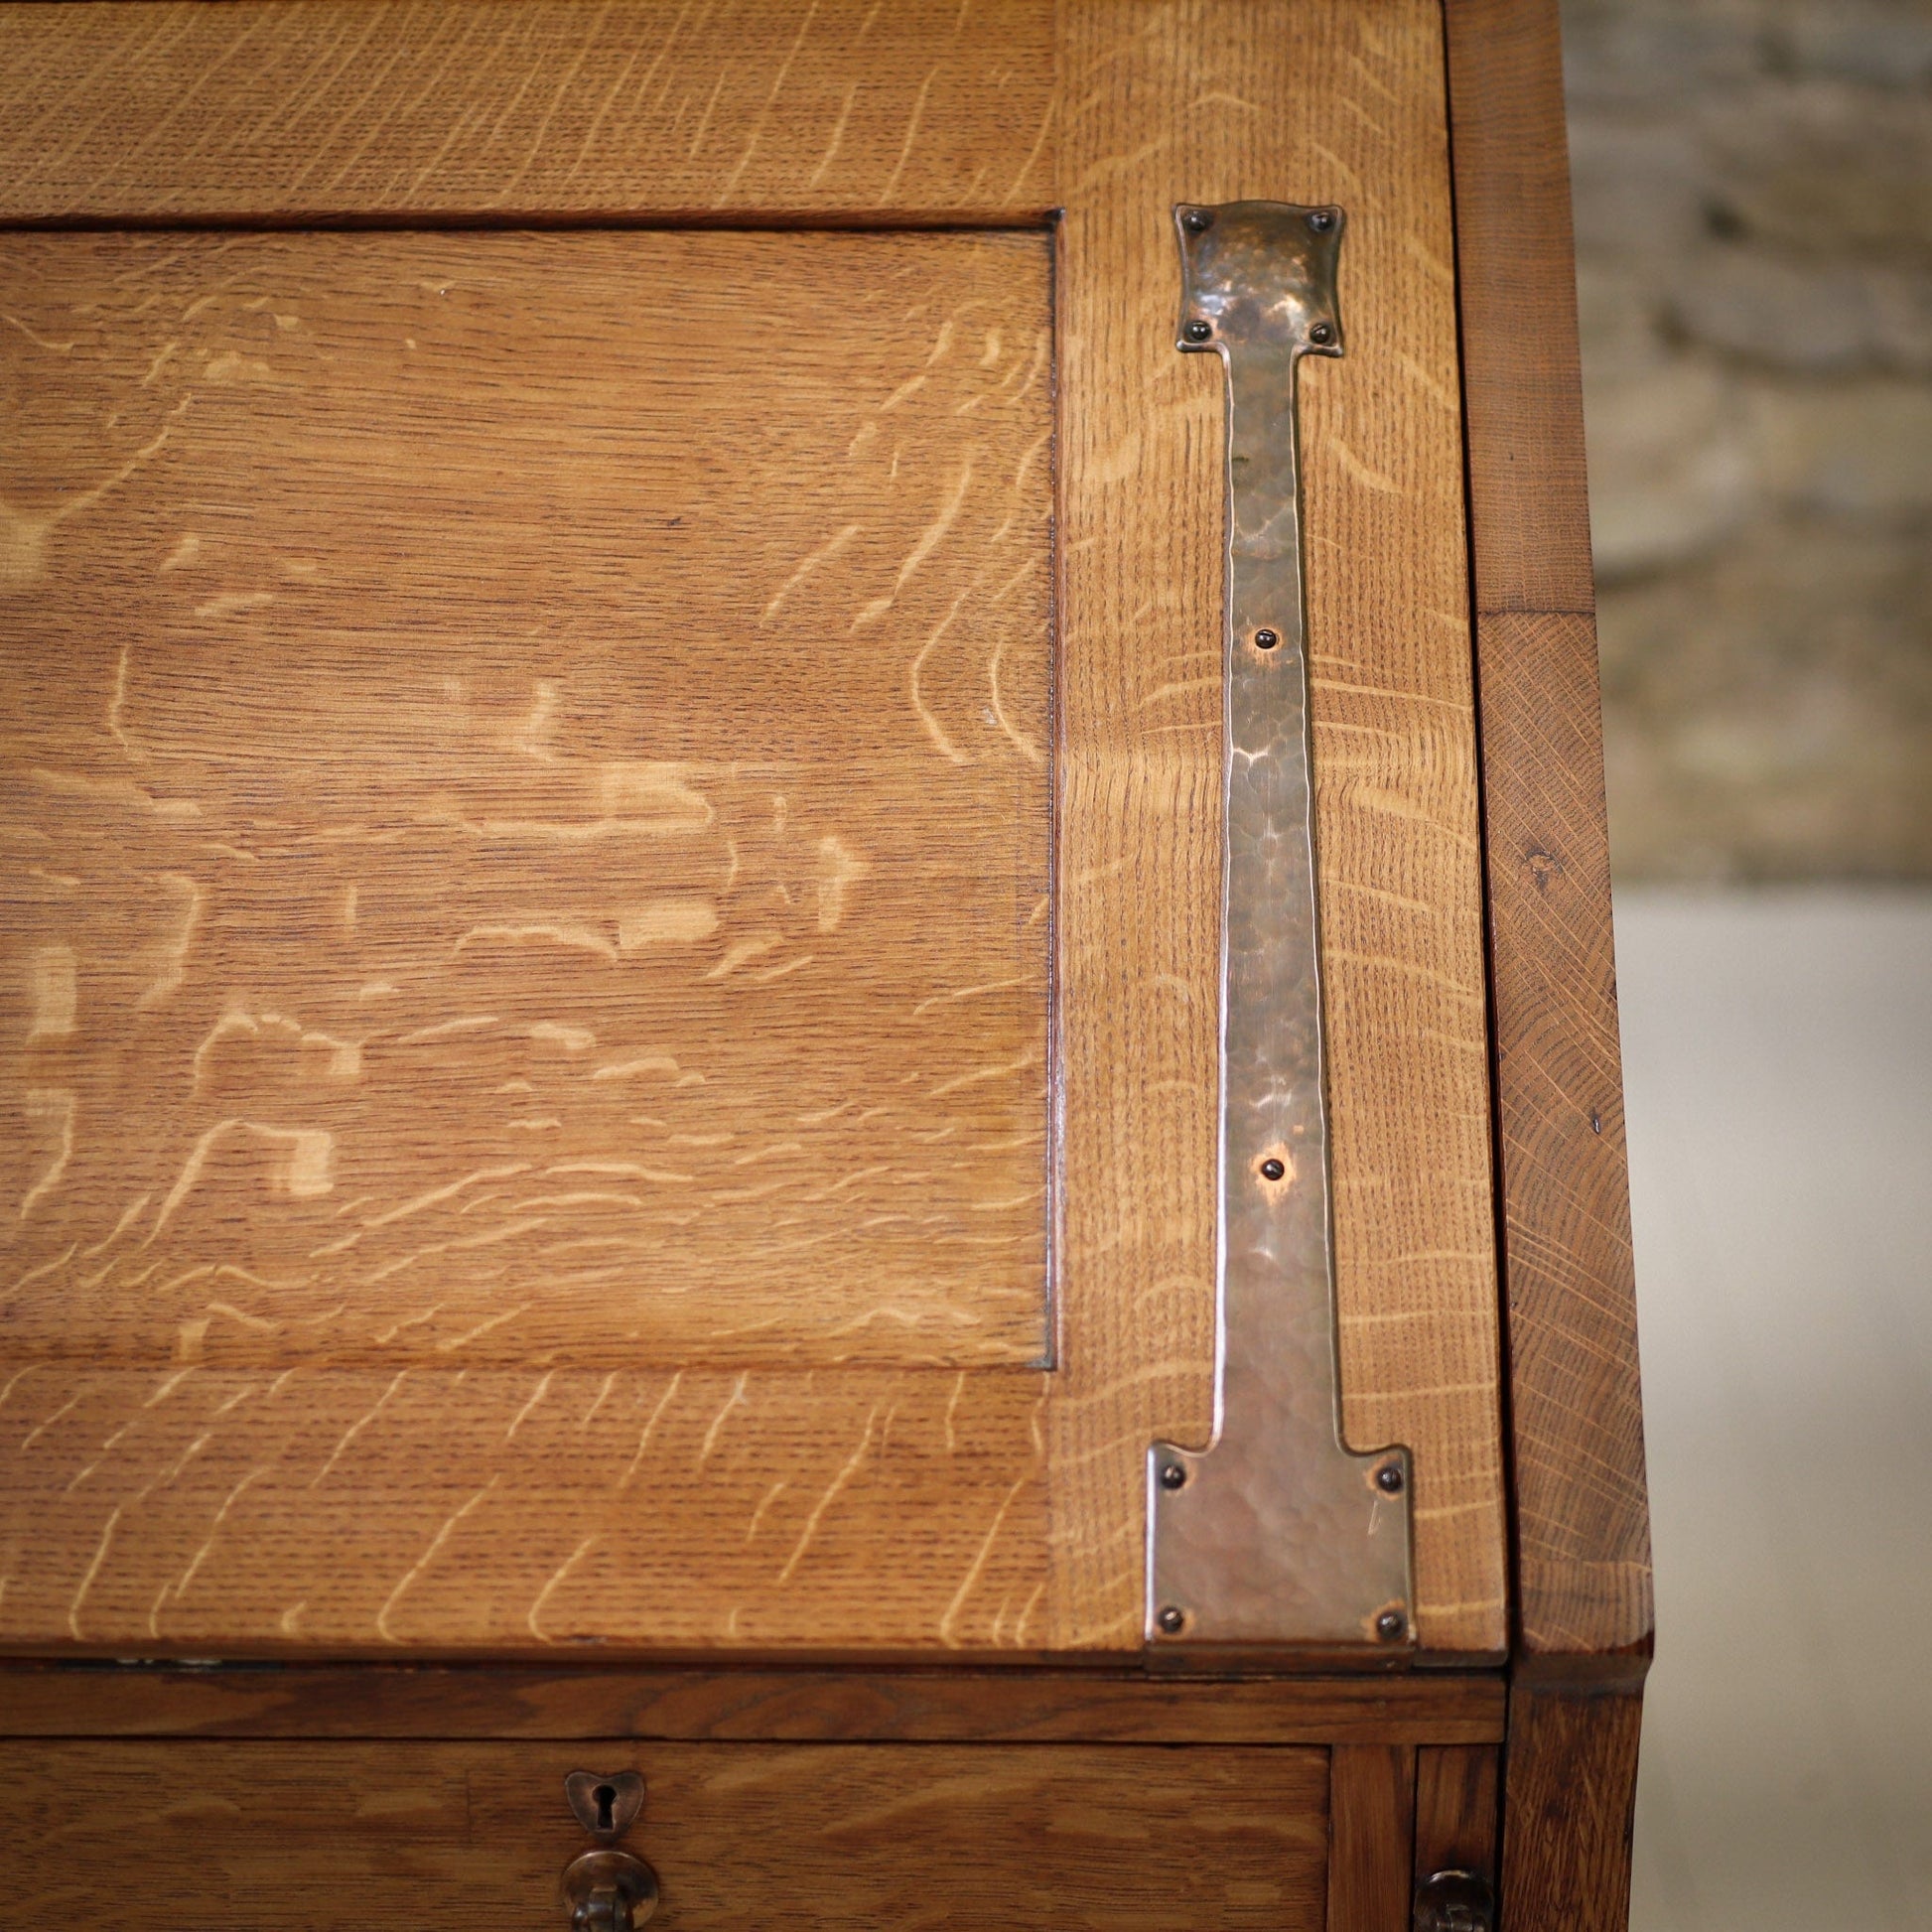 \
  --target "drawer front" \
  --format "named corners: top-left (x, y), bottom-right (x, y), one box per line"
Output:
top-left (0, 1740), bottom-right (1327, 1928)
